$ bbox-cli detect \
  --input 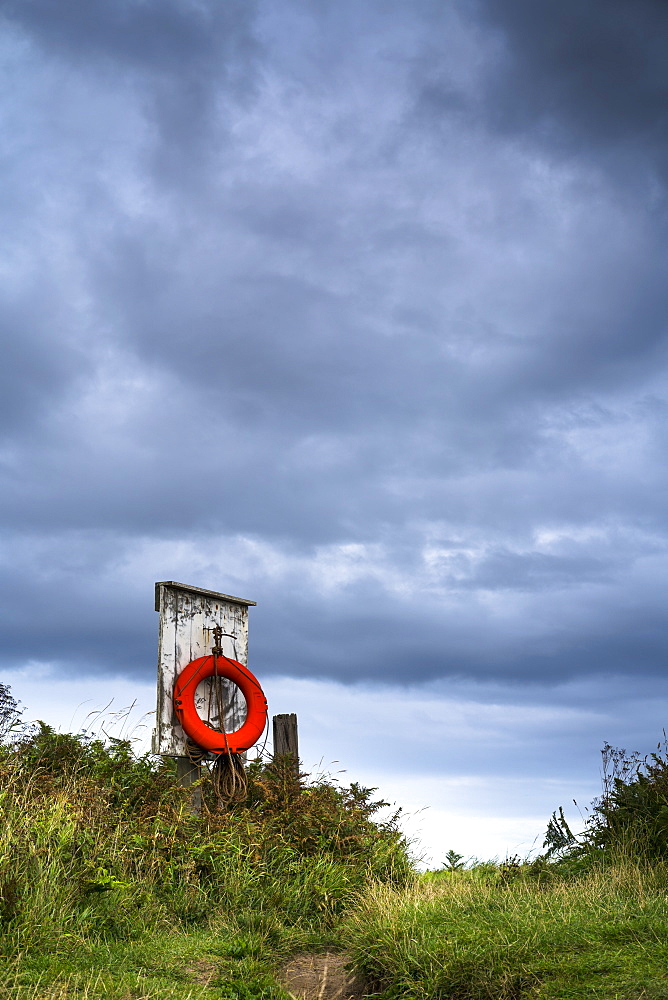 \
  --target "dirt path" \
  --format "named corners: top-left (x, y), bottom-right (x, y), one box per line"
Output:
top-left (280, 952), bottom-right (367, 1000)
